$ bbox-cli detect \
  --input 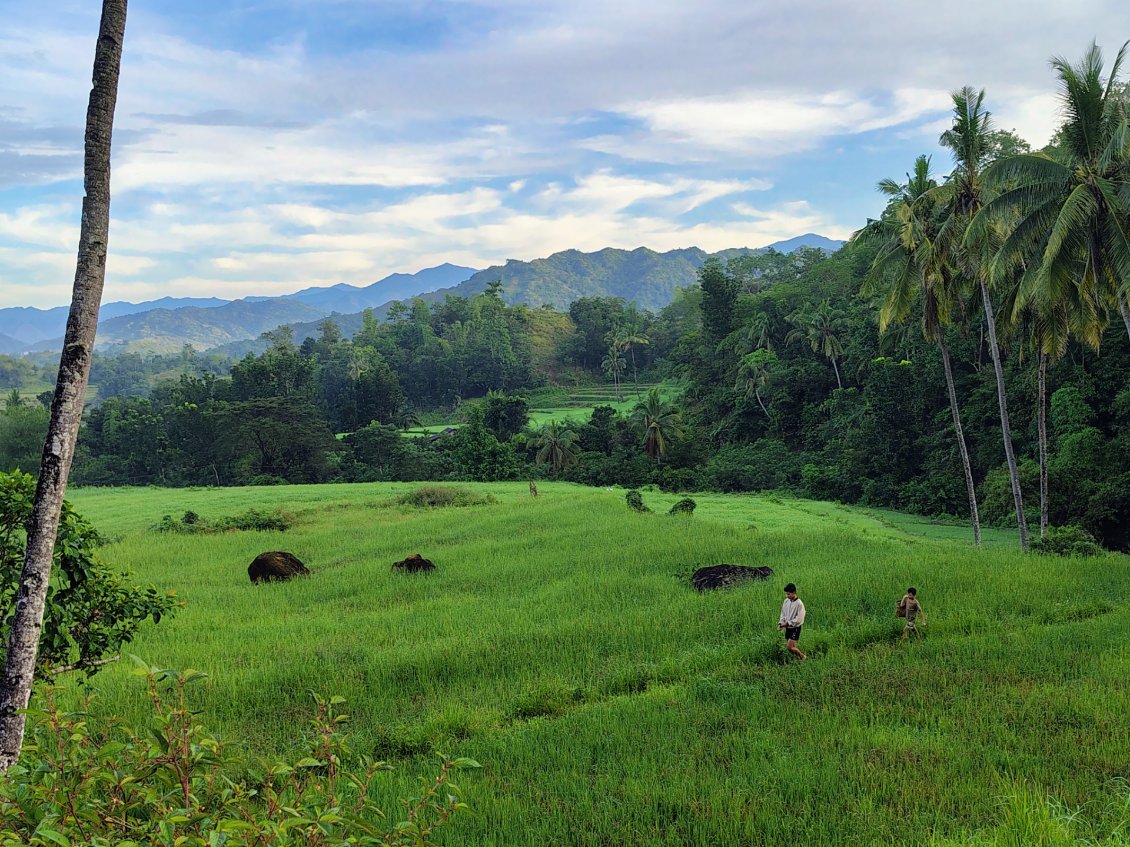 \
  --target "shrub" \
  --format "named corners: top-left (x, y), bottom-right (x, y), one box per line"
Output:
top-left (152, 508), bottom-right (293, 534)
top-left (1029, 525), bottom-right (1105, 557)
top-left (1, 470), bottom-right (178, 678)
top-left (0, 665), bottom-right (478, 846)
top-left (392, 485), bottom-right (497, 509)
top-left (668, 497), bottom-right (696, 515)
top-left (625, 490), bottom-right (650, 512)
top-left (1082, 474), bottom-right (1130, 553)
